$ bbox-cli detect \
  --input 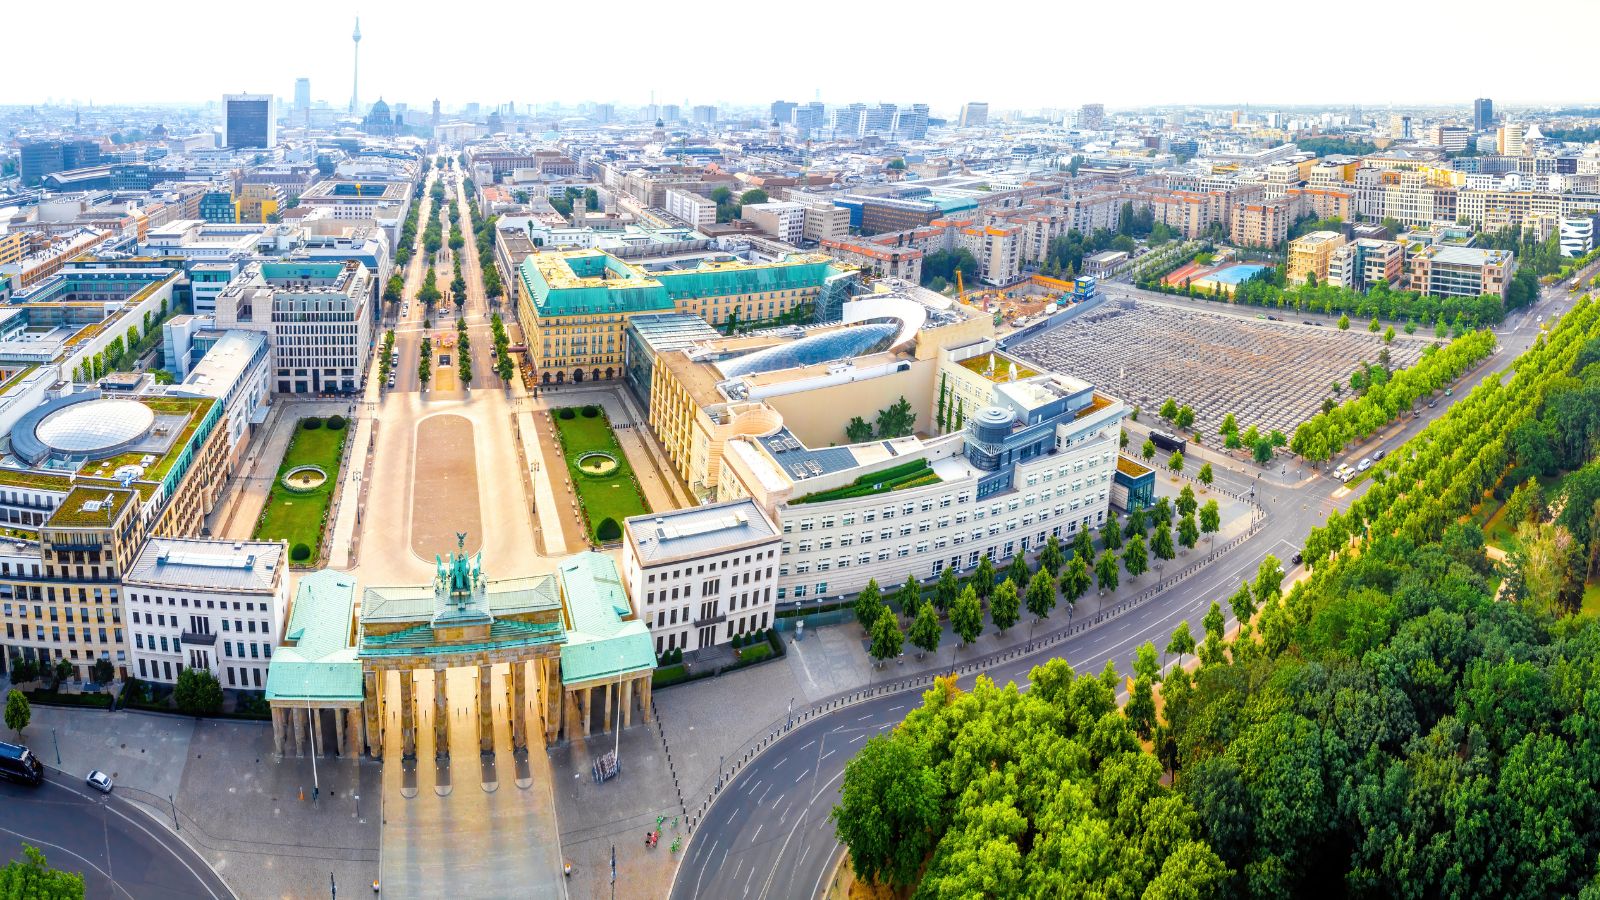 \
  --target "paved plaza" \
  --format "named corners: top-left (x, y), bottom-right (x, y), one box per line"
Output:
top-left (1012, 297), bottom-right (1426, 436)
top-left (409, 413), bottom-right (485, 557)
